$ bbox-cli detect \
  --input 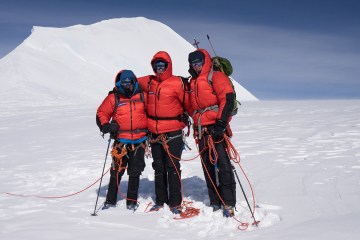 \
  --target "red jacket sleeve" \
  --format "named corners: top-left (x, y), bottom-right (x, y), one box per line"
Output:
top-left (137, 75), bottom-right (152, 94)
top-left (211, 72), bottom-right (235, 123)
top-left (96, 94), bottom-right (115, 126)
